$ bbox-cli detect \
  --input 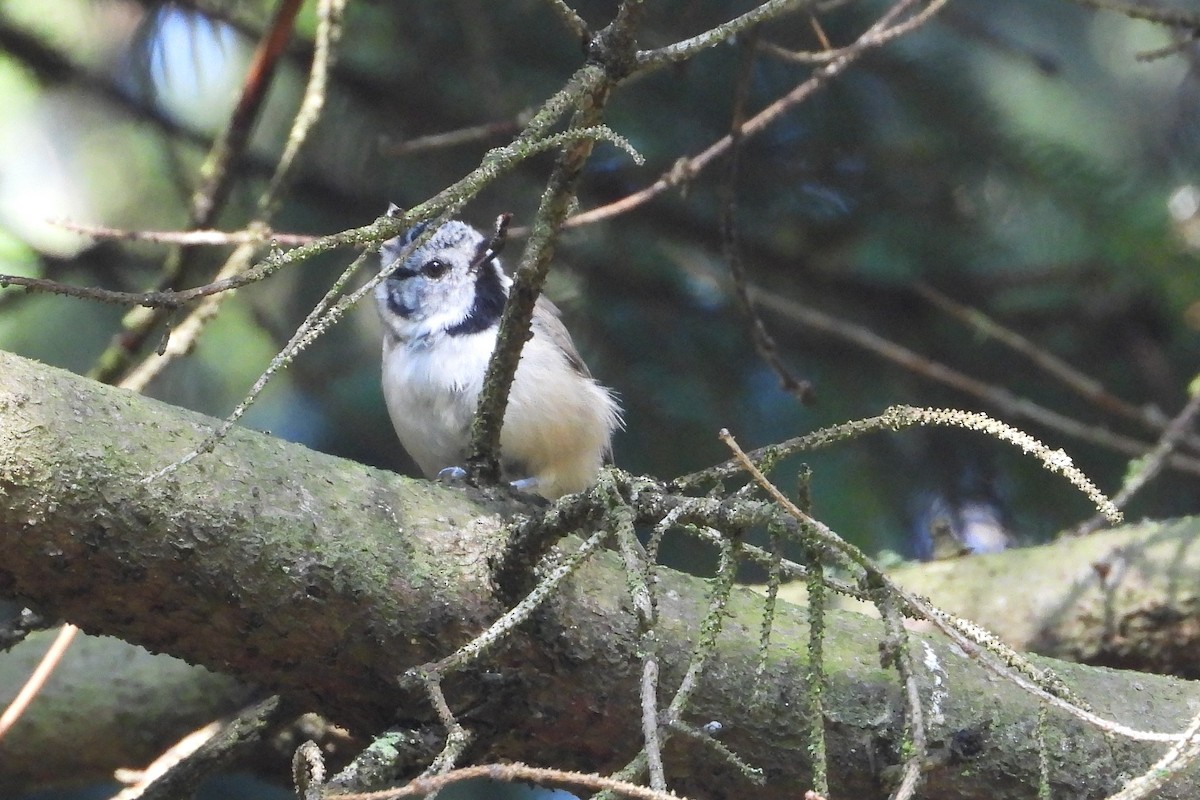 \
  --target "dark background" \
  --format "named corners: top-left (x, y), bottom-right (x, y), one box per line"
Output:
top-left (1, 3), bottom-right (1199, 792)
top-left (2, 1), bottom-right (1198, 555)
